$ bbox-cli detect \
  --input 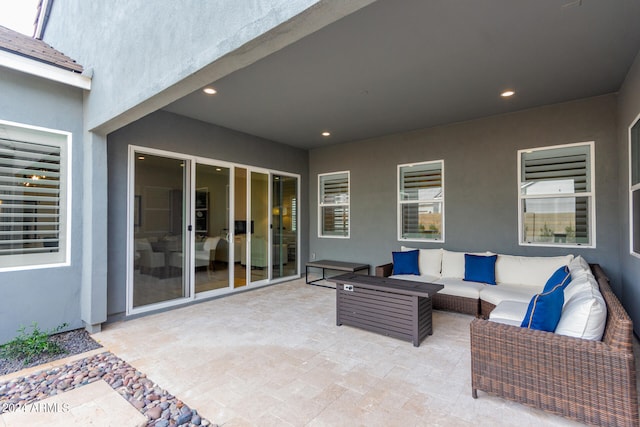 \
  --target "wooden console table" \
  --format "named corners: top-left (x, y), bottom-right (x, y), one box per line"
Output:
top-left (328, 273), bottom-right (443, 347)
top-left (305, 260), bottom-right (369, 287)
